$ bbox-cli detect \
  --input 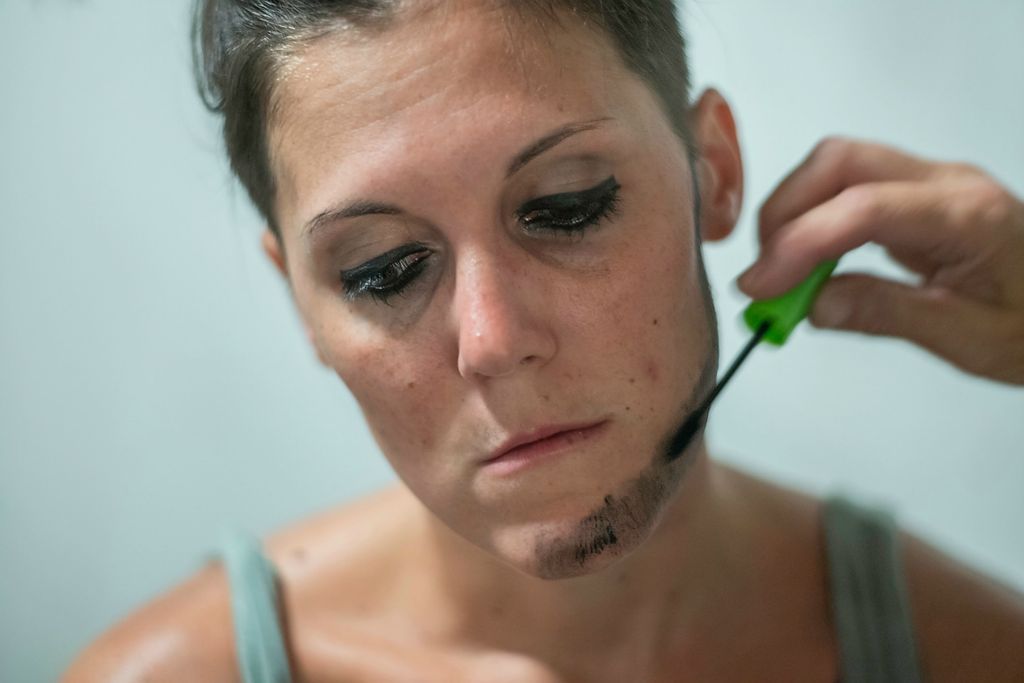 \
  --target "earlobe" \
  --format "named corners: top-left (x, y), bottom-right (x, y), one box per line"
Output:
top-left (307, 325), bottom-right (330, 367)
top-left (260, 229), bottom-right (327, 366)
top-left (689, 88), bottom-right (744, 243)
top-left (261, 229), bottom-right (288, 277)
